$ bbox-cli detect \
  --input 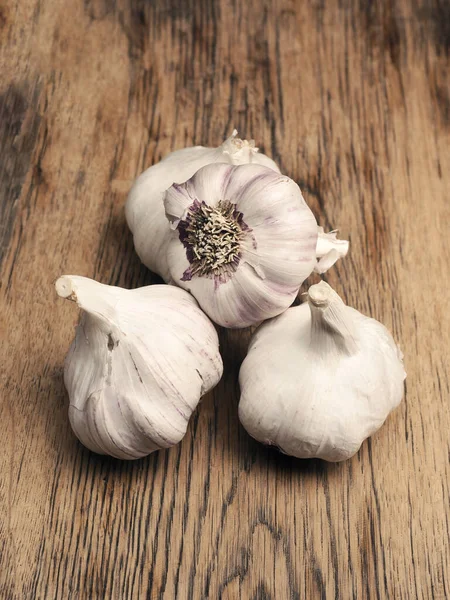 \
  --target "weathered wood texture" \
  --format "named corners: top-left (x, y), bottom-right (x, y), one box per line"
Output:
top-left (1, 0), bottom-right (449, 598)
